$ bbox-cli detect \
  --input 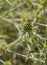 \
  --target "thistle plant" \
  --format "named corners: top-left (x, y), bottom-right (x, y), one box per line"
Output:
top-left (0, 0), bottom-right (47, 65)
